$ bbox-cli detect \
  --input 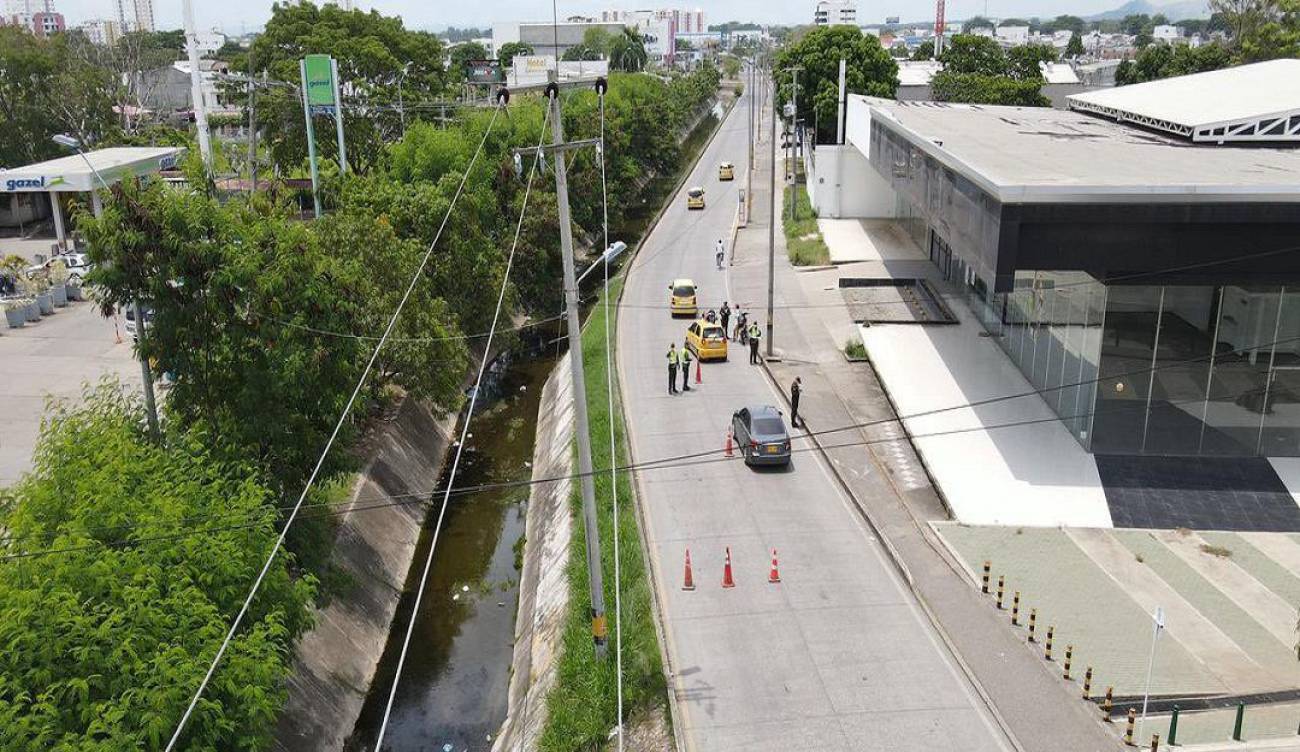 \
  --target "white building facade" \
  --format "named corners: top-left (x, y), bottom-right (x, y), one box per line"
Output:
top-left (814, 0), bottom-right (857, 26)
top-left (114, 0), bottom-right (153, 33)
top-left (80, 18), bottom-right (121, 45)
